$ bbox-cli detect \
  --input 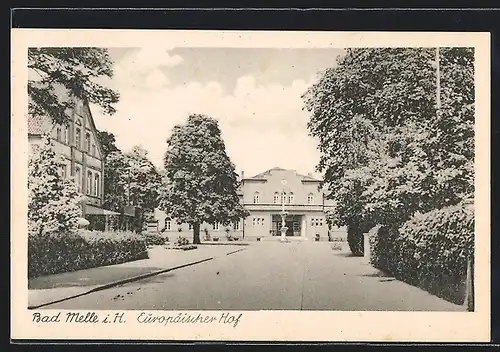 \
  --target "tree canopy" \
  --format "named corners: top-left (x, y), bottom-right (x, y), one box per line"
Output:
top-left (161, 114), bottom-right (249, 244)
top-left (102, 145), bottom-right (162, 215)
top-left (28, 48), bottom-right (119, 125)
top-left (303, 48), bottom-right (474, 249)
top-left (96, 130), bottom-right (120, 159)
